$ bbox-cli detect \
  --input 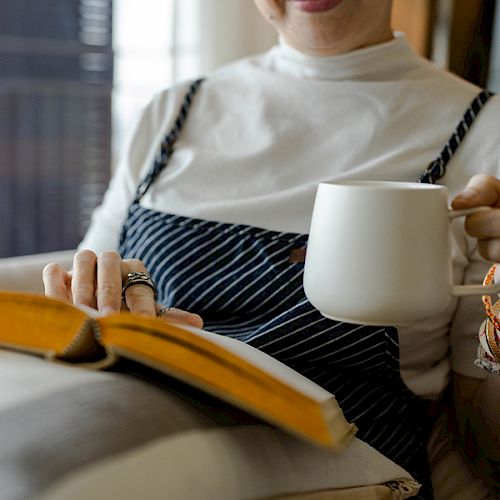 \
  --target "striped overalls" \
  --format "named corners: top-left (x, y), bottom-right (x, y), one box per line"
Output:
top-left (119, 79), bottom-right (493, 497)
